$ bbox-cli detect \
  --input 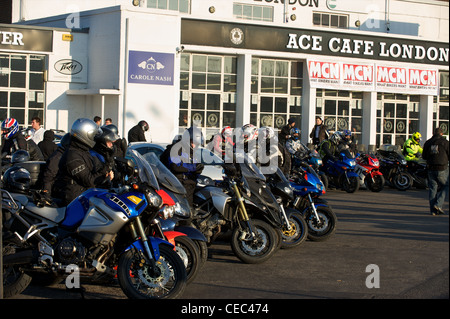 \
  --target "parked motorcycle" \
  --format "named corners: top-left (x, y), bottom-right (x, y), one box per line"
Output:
top-left (2, 150), bottom-right (187, 299)
top-left (291, 142), bottom-right (328, 190)
top-left (376, 145), bottom-right (413, 191)
top-left (355, 153), bottom-right (385, 192)
top-left (321, 148), bottom-right (360, 193)
top-left (290, 162), bottom-right (337, 242)
top-left (405, 159), bottom-right (428, 189)
top-left (140, 151), bottom-right (207, 283)
top-left (264, 167), bottom-right (308, 249)
top-left (192, 156), bottom-right (280, 264)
